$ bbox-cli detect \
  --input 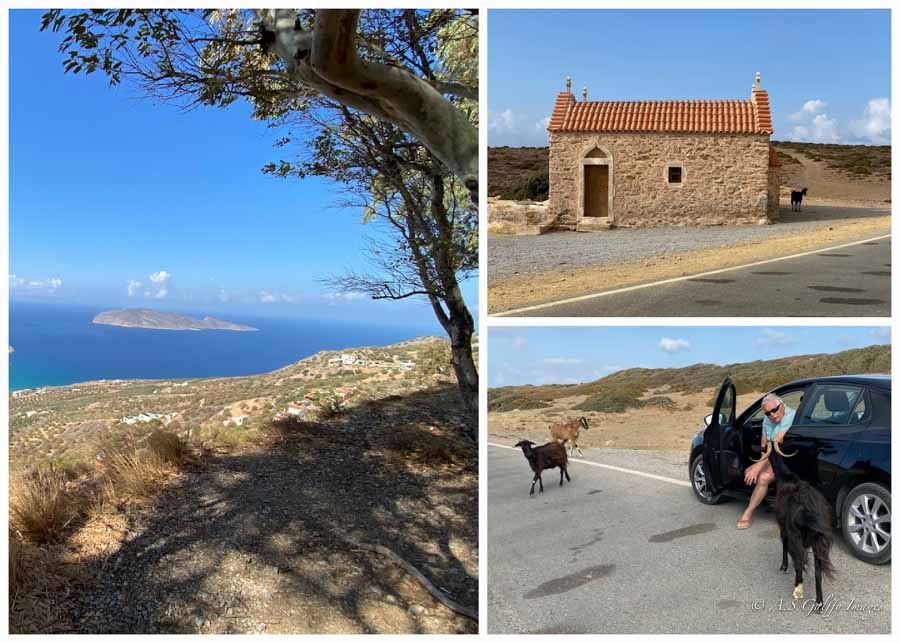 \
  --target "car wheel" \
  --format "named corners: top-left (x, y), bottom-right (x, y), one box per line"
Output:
top-left (841, 482), bottom-right (891, 565)
top-left (690, 455), bottom-right (724, 505)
